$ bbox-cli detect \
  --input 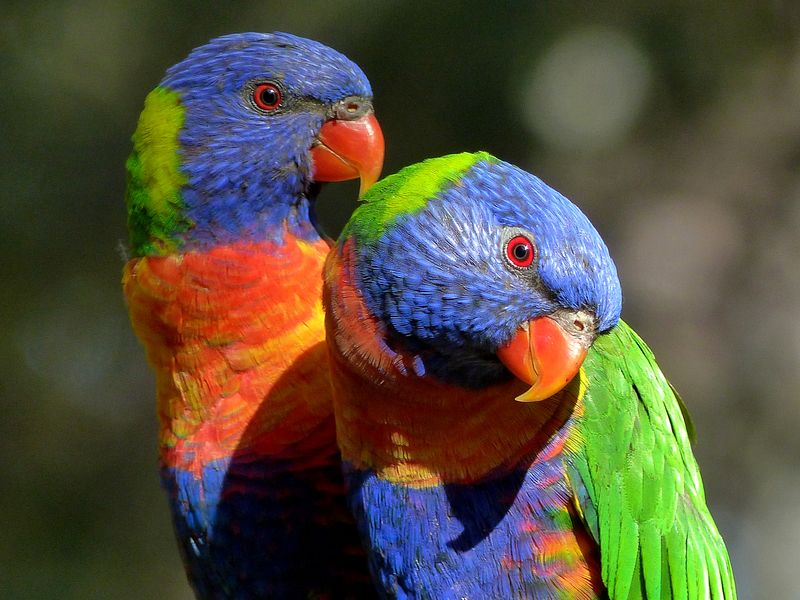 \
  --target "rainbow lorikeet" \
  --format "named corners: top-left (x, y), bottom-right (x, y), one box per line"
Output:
top-left (123, 32), bottom-right (383, 598)
top-left (324, 153), bottom-right (736, 599)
